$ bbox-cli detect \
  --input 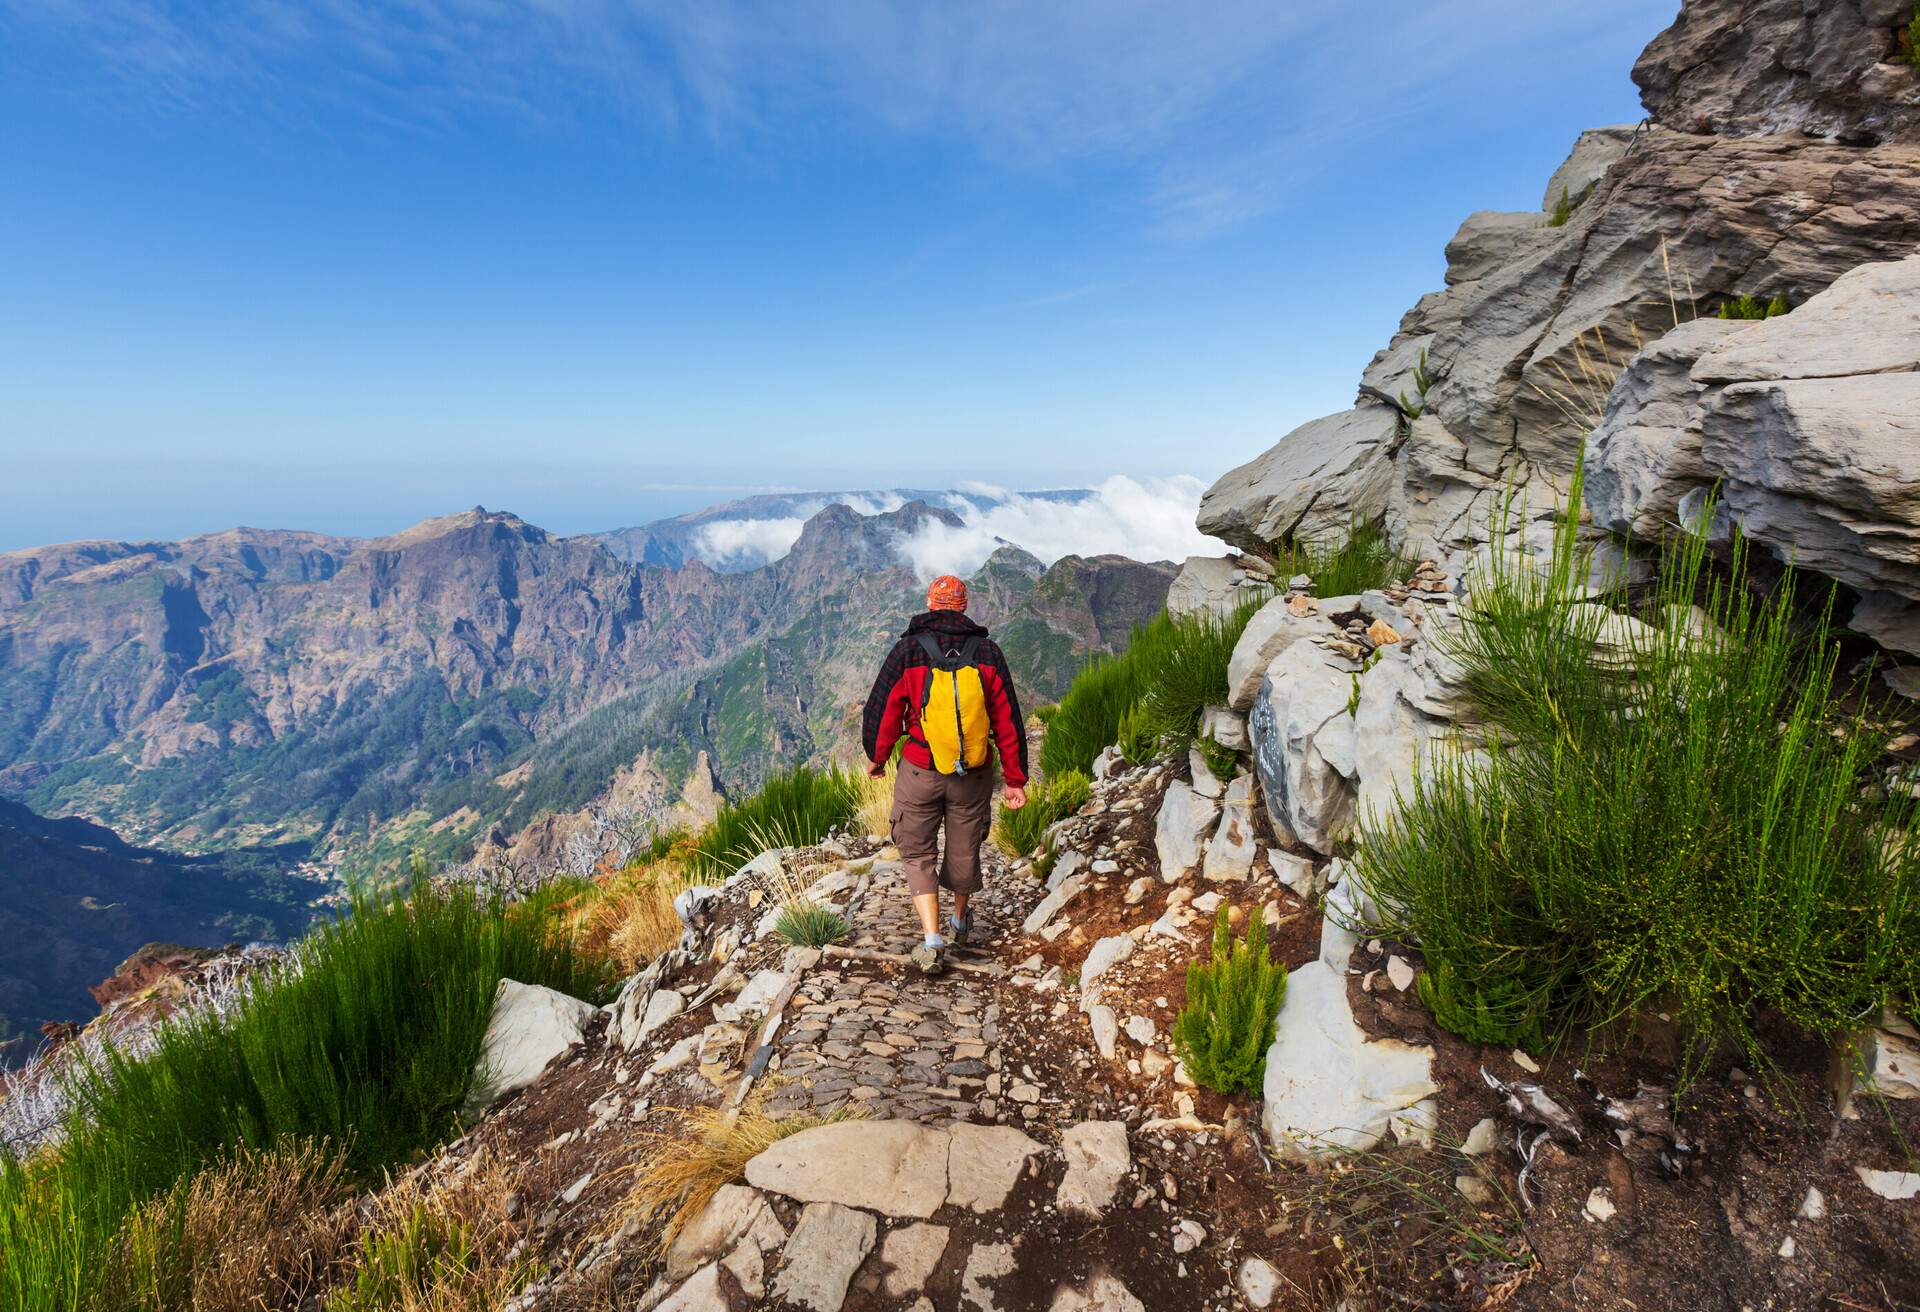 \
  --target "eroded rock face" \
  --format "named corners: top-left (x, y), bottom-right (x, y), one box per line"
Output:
top-left (1196, 406), bottom-right (1401, 555)
top-left (1248, 642), bottom-right (1357, 856)
top-left (1542, 125), bottom-right (1639, 211)
top-left (1587, 253), bottom-right (1920, 651)
top-left (1633, 0), bottom-right (1920, 145)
